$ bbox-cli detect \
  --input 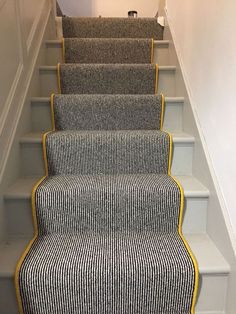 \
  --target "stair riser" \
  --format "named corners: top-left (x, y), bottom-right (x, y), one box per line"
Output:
top-left (45, 43), bottom-right (170, 66)
top-left (31, 100), bottom-right (183, 133)
top-left (20, 140), bottom-right (193, 177)
top-left (196, 274), bottom-right (228, 312)
top-left (0, 278), bottom-right (18, 314)
top-left (4, 196), bottom-right (207, 238)
top-left (39, 68), bottom-right (176, 97)
top-left (0, 272), bottom-right (227, 314)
